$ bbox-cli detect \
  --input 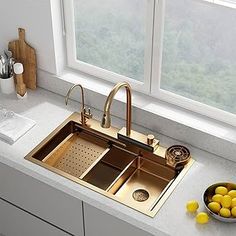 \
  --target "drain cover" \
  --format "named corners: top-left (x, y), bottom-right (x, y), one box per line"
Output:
top-left (132, 189), bottom-right (149, 202)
